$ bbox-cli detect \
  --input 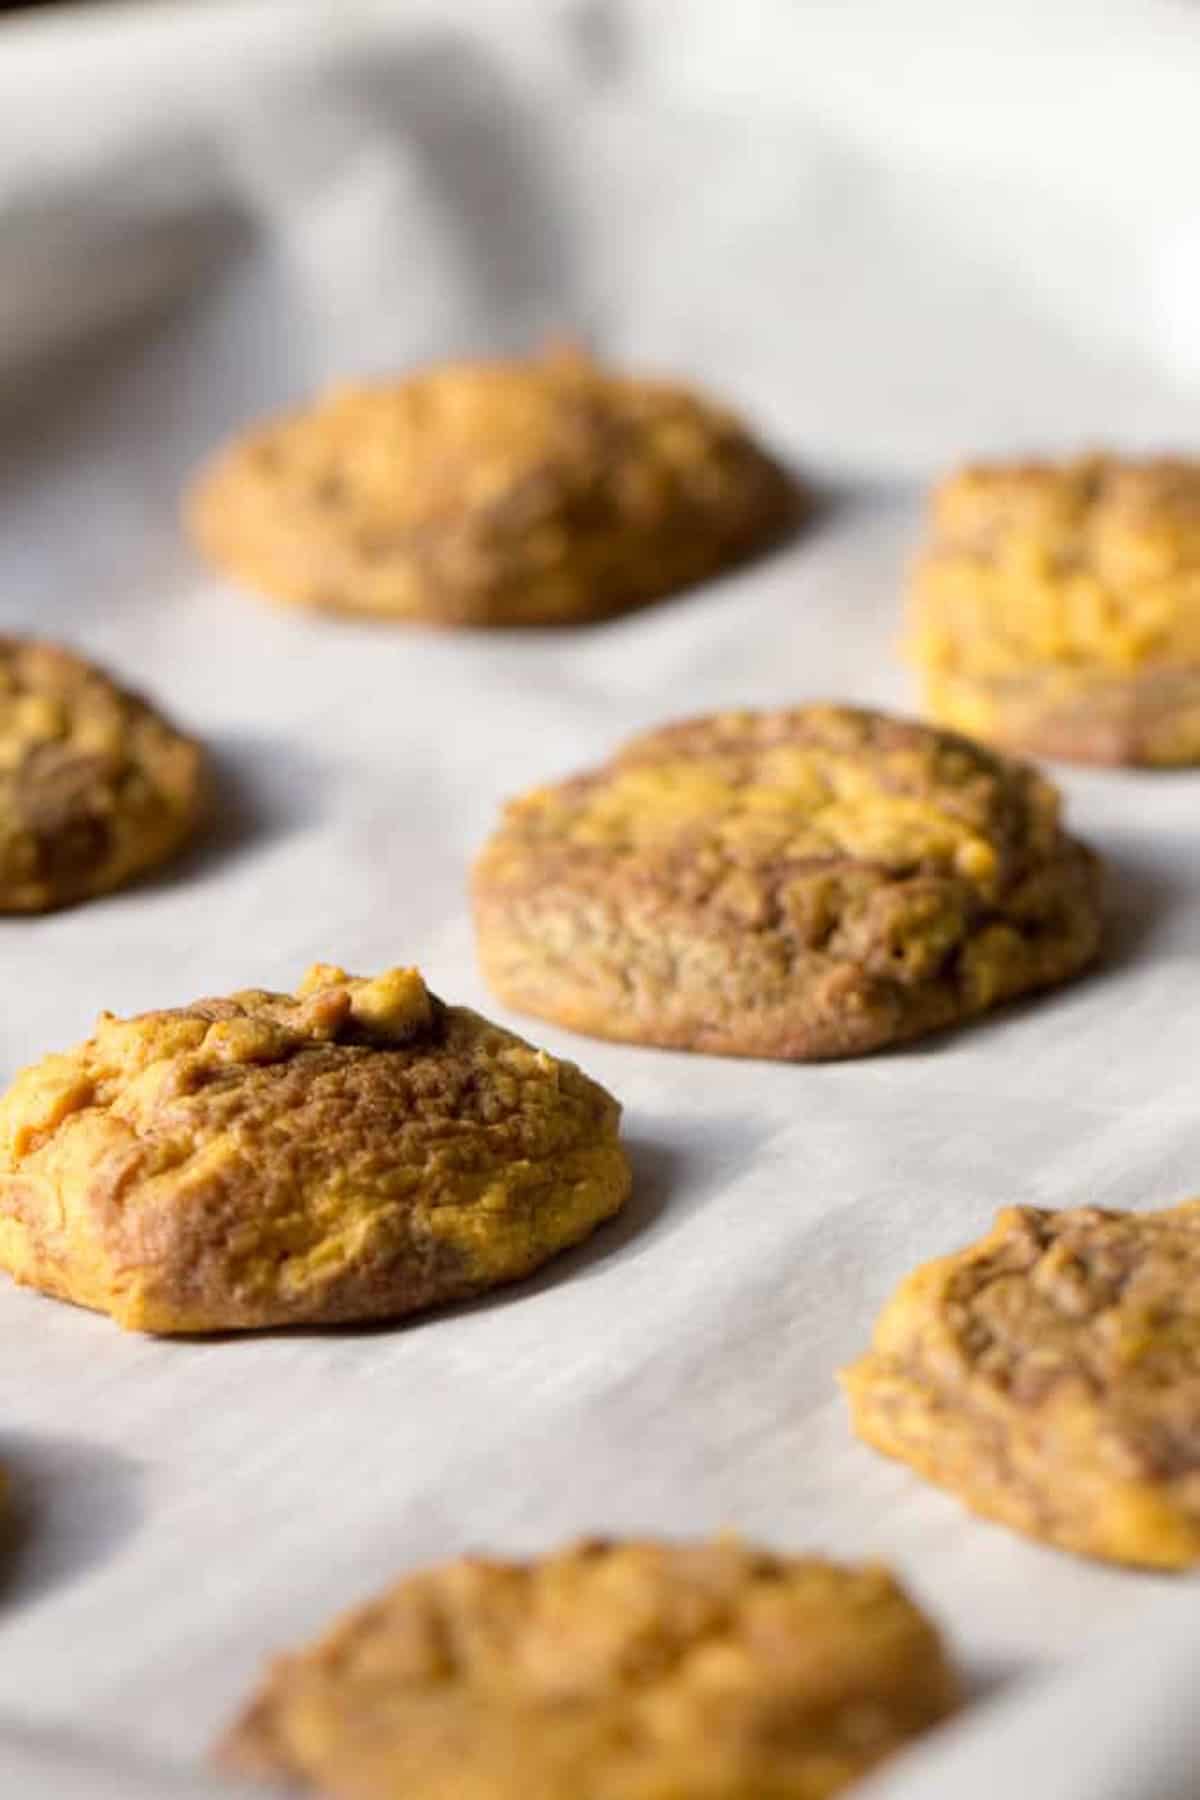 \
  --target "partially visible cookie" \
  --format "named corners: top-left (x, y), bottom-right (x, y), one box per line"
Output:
top-left (0, 964), bottom-right (630, 1333)
top-left (918, 665), bottom-right (1200, 767)
top-left (909, 455), bottom-right (1200, 765)
top-left (0, 638), bottom-right (205, 911)
top-left (843, 1200), bottom-right (1200, 1567)
top-left (473, 704), bottom-right (1103, 1061)
top-left (223, 1537), bottom-right (960, 1799)
top-left (185, 345), bottom-right (797, 627)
